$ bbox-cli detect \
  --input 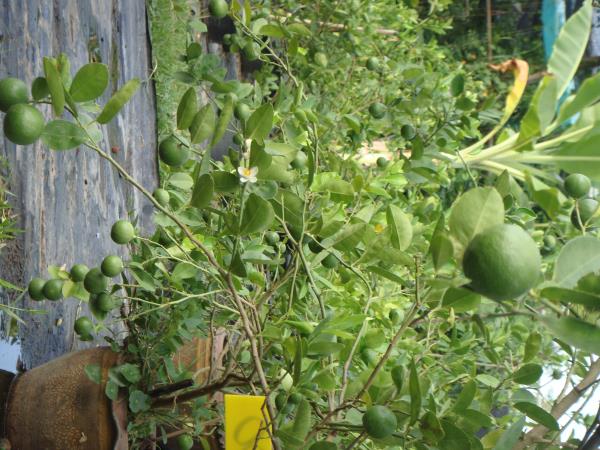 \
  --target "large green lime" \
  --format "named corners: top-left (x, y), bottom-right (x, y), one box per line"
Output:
top-left (84, 268), bottom-right (109, 294)
top-left (159, 136), bottom-right (189, 167)
top-left (3, 104), bottom-right (45, 145)
top-left (564, 173), bottom-right (591, 199)
top-left (152, 188), bottom-right (170, 207)
top-left (43, 279), bottom-right (64, 301)
top-left (366, 57), bottom-right (380, 72)
top-left (462, 224), bottom-right (541, 301)
top-left (74, 316), bottom-right (93, 337)
top-left (208, 0), bottom-right (228, 18)
top-left (101, 255), bottom-right (124, 278)
top-left (0, 77), bottom-right (28, 112)
top-left (234, 103), bottom-right (251, 121)
top-left (322, 253), bottom-right (339, 269)
top-left (177, 434), bottom-right (194, 450)
top-left (70, 264), bottom-right (89, 282)
top-left (291, 151), bottom-right (308, 170)
top-left (111, 220), bottom-right (135, 245)
top-left (362, 405), bottom-right (398, 439)
top-left (28, 277), bottom-right (46, 301)
top-left (571, 198), bottom-right (598, 229)
top-left (369, 102), bottom-right (386, 119)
